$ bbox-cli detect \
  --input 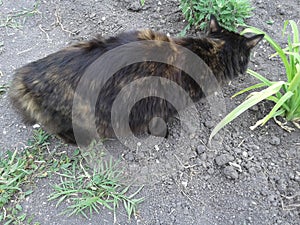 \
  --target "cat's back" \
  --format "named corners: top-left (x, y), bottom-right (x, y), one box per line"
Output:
top-left (8, 29), bottom-right (169, 129)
